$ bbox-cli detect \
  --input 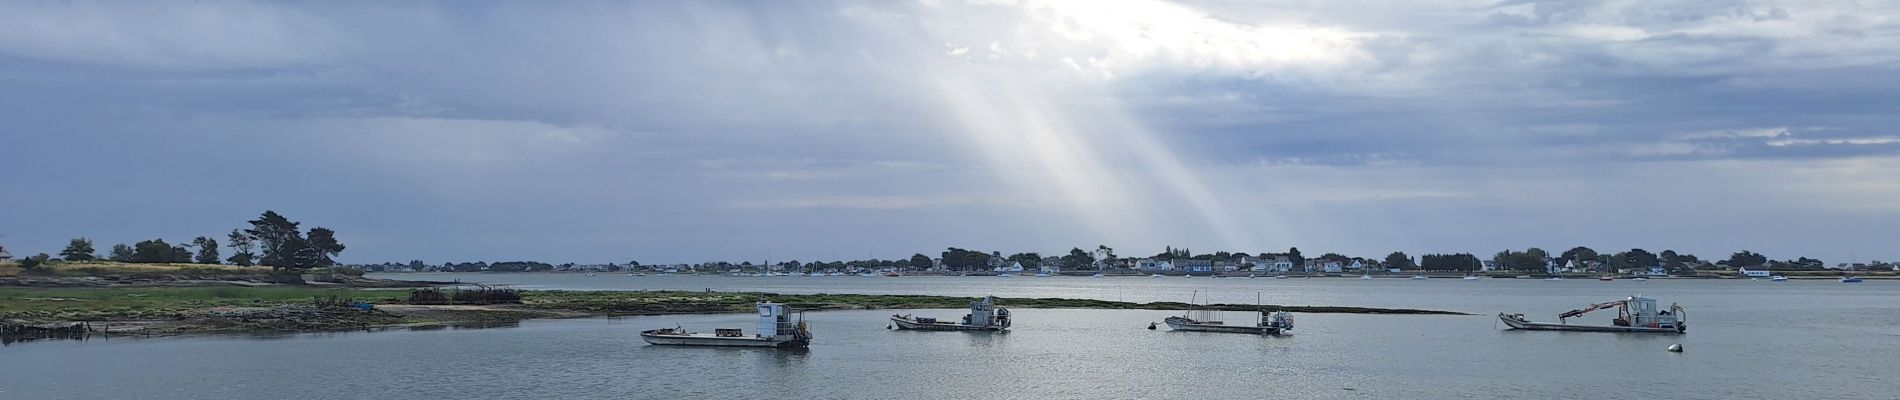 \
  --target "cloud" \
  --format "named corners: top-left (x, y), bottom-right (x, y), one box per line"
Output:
top-left (3, 0), bottom-right (1899, 264)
